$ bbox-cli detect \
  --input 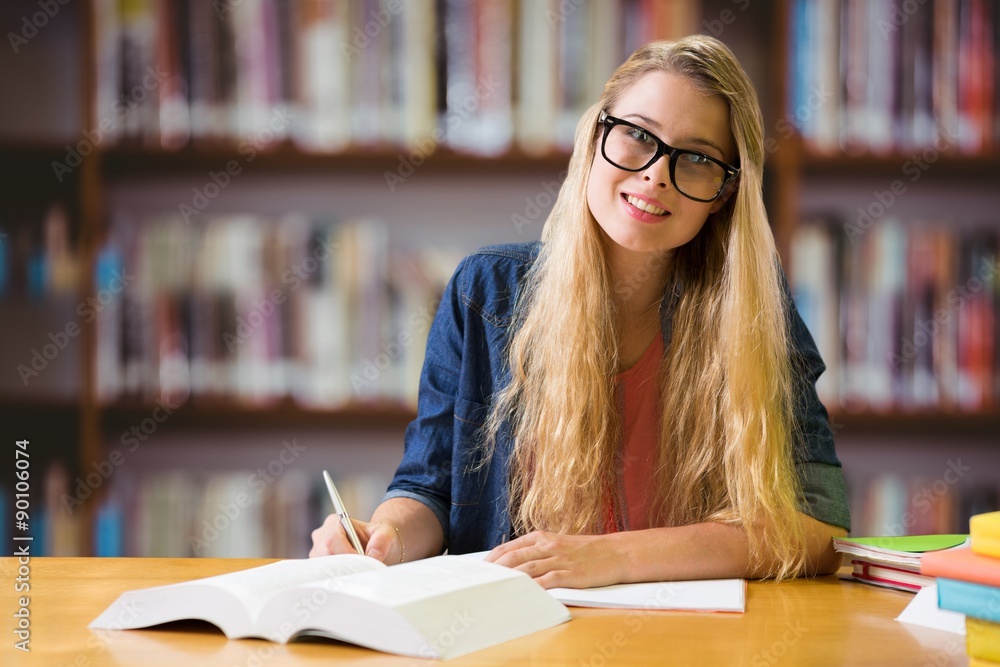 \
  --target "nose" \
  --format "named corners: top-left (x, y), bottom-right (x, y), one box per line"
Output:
top-left (642, 154), bottom-right (672, 189)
